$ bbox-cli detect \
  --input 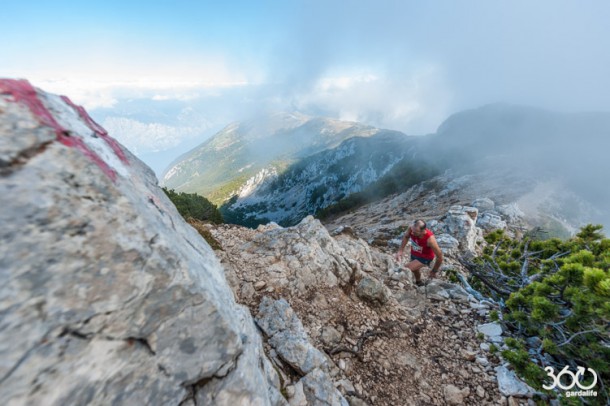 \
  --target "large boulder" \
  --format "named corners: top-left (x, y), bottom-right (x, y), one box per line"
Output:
top-left (477, 212), bottom-right (507, 231)
top-left (437, 205), bottom-right (483, 254)
top-left (356, 276), bottom-right (391, 305)
top-left (0, 79), bottom-right (282, 405)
